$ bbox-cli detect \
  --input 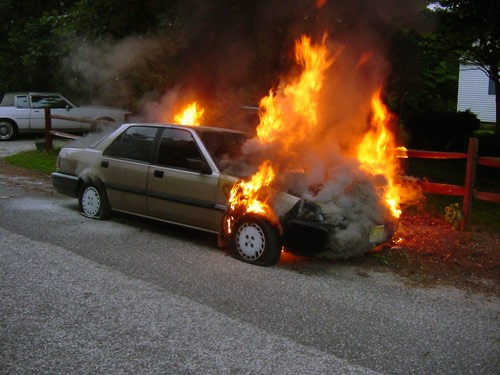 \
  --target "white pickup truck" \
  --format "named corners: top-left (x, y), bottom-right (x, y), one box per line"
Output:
top-left (0, 92), bottom-right (132, 141)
